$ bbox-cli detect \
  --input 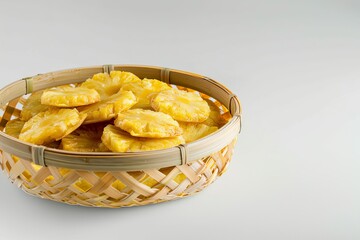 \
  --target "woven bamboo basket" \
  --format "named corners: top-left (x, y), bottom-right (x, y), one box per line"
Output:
top-left (0, 65), bottom-right (242, 208)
